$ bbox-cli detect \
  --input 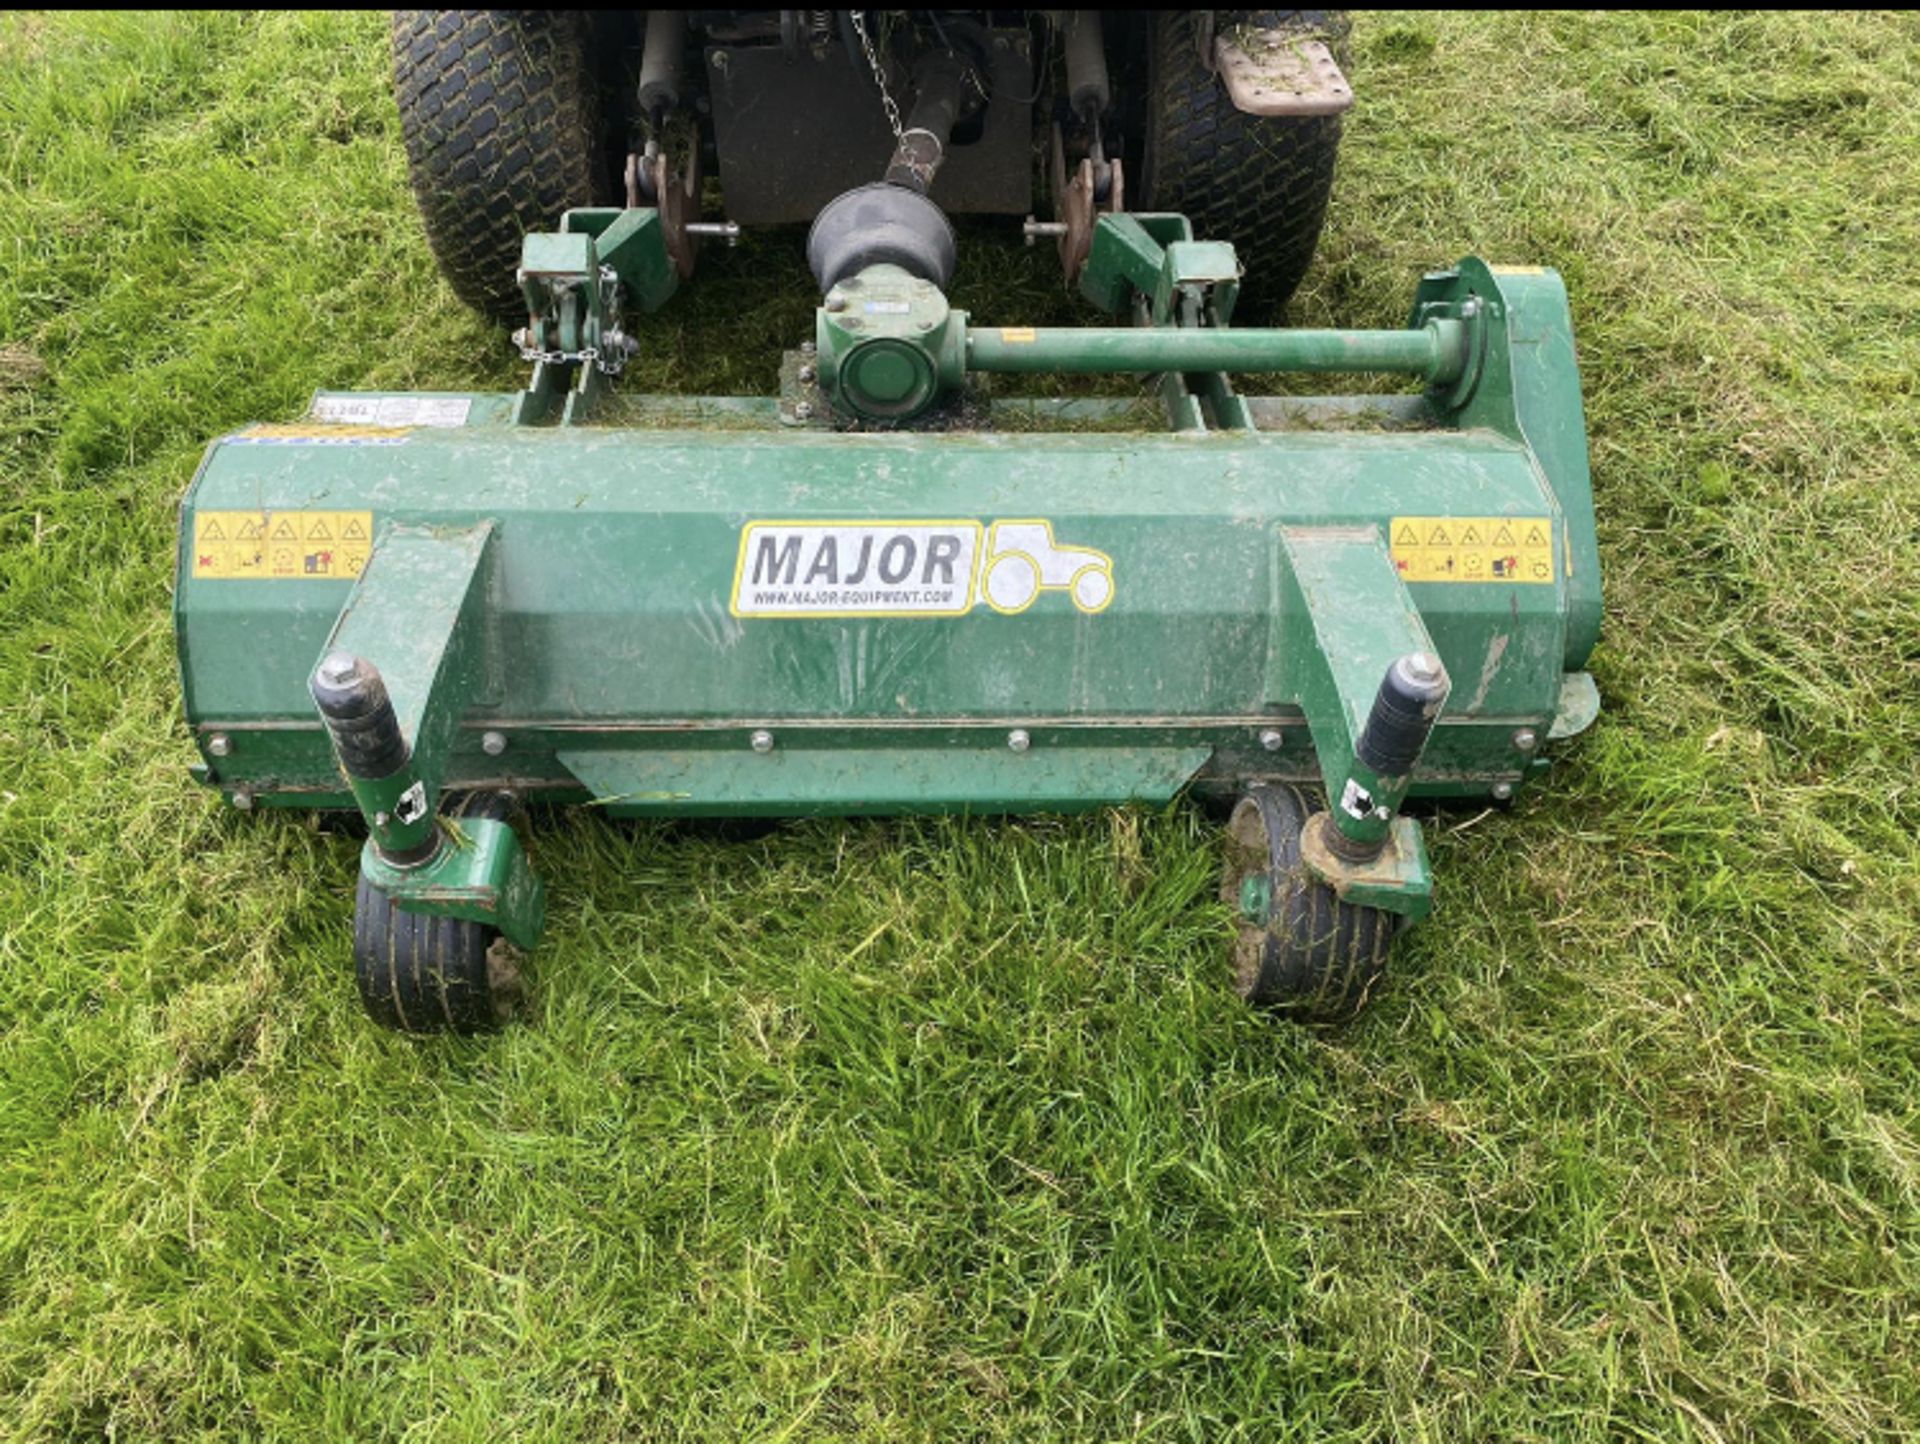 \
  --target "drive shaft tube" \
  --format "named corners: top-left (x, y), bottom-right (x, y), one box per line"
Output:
top-left (966, 319), bottom-right (1468, 385)
top-left (311, 651), bottom-right (438, 864)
